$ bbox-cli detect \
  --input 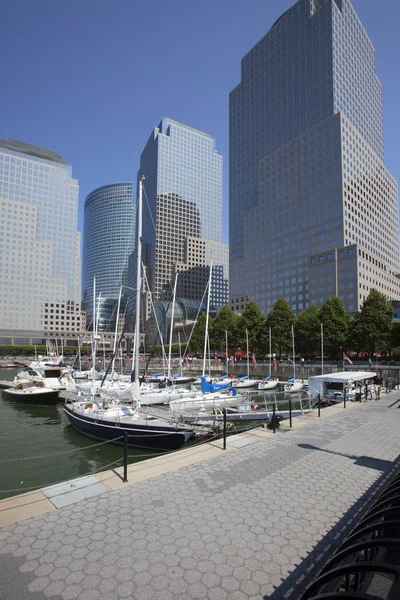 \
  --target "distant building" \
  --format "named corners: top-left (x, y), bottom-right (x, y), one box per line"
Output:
top-left (0, 139), bottom-right (84, 345)
top-left (229, 0), bottom-right (400, 314)
top-left (130, 118), bottom-right (229, 333)
top-left (82, 183), bottom-right (136, 332)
